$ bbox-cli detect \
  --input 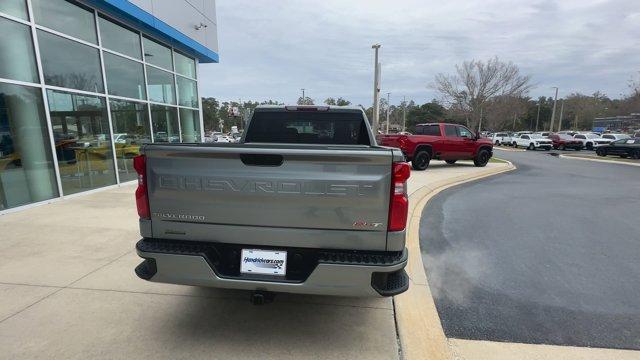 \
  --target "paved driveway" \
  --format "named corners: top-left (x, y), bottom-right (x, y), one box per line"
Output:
top-left (420, 151), bottom-right (640, 350)
top-left (0, 185), bottom-right (398, 360)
